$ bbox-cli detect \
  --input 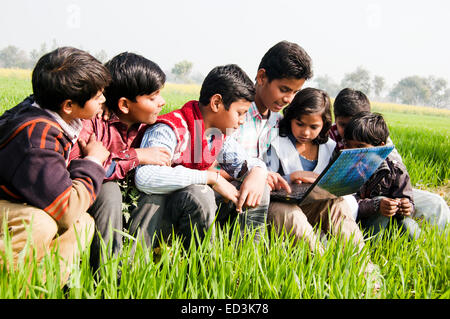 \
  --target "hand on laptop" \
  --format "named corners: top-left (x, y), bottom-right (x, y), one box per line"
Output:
top-left (290, 170), bottom-right (319, 184)
top-left (267, 171), bottom-right (291, 193)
